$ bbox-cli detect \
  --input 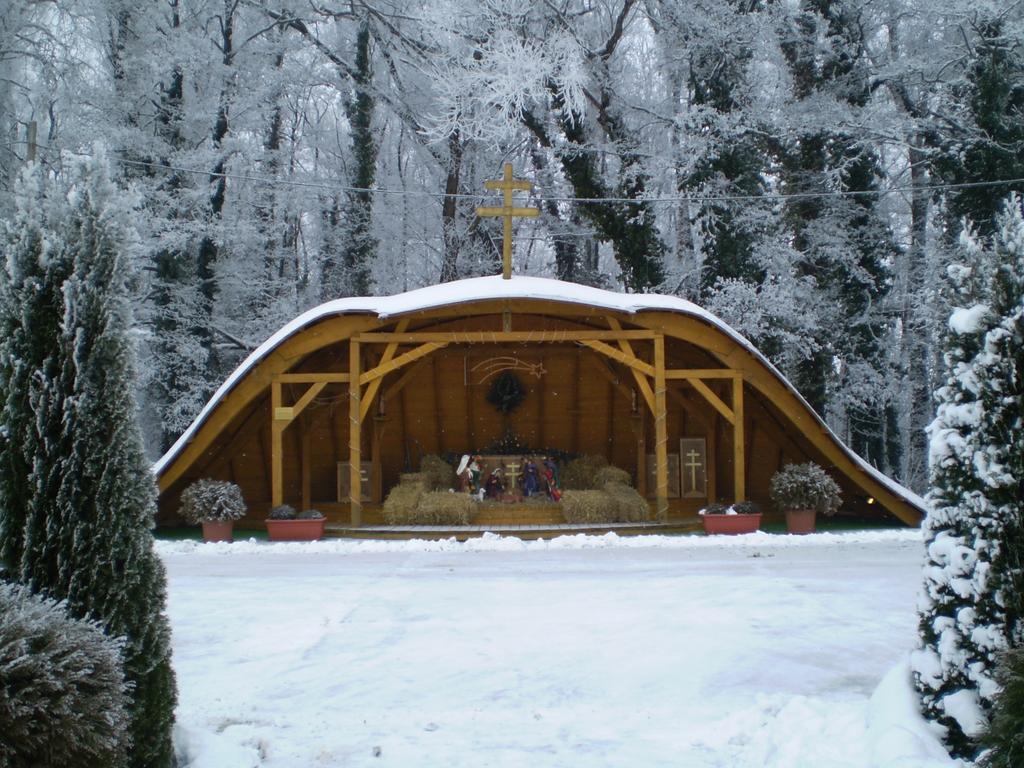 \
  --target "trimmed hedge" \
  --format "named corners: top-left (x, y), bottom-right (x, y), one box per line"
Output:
top-left (0, 582), bottom-right (130, 768)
